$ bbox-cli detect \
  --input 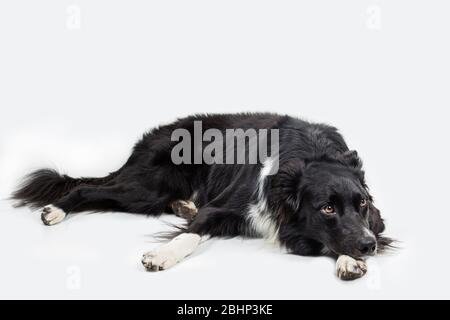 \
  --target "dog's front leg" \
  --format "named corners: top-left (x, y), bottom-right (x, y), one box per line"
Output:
top-left (336, 255), bottom-right (367, 280)
top-left (142, 233), bottom-right (203, 271)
